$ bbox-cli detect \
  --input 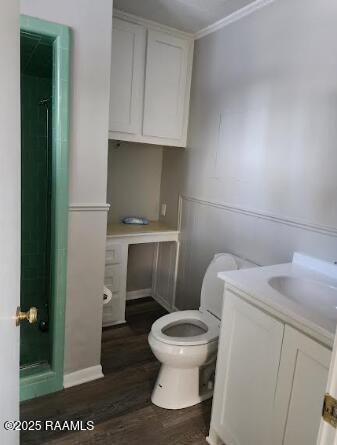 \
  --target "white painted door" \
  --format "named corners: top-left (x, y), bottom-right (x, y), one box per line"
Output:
top-left (317, 335), bottom-right (337, 445)
top-left (274, 326), bottom-right (331, 445)
top-left (109, 18), bottom-right (146, 134)
top-left (0, 1), bottom-right (21, 444)
top-left (143, 30), bottom-right (190, 140)
top-left (211, 290), bottom-right (284, 445)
